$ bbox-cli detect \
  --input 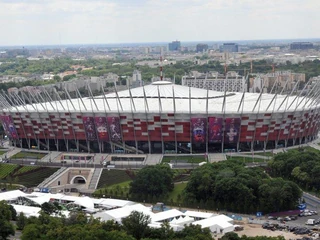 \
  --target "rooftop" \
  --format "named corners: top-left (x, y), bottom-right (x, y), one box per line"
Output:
top-left (2, 81), bottom-right (318, 114)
